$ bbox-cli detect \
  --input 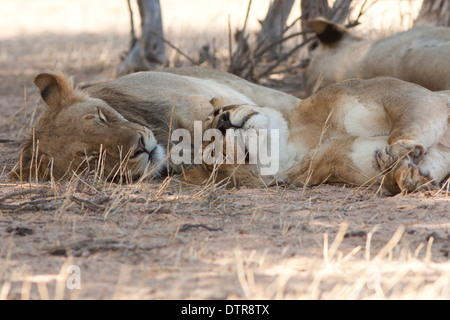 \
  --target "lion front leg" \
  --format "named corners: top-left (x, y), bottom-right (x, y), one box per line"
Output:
top-left (214, 103), bottom-right (279, 159)
top-left (215, 106), bottom-right (269, 132)
top-left (211, 103), bottom-right (289, 182)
